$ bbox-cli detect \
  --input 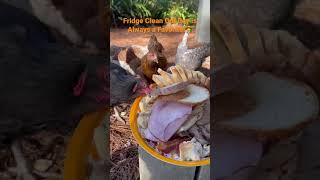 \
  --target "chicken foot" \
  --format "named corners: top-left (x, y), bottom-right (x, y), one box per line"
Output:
top-left (11, 140), bottom-right (36, 180)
